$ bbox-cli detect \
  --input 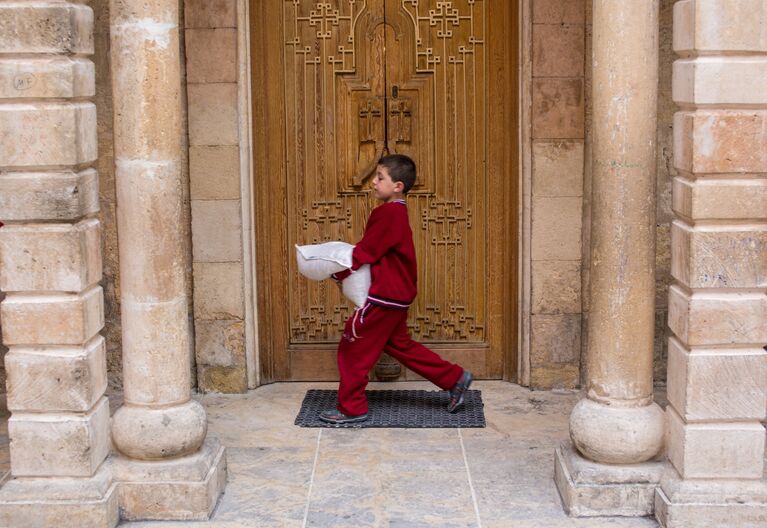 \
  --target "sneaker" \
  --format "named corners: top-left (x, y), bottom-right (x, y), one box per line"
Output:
top-left (447, 370), bottom-right (473, 413)
top-left (319, 408), bottom-right (369, 425)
